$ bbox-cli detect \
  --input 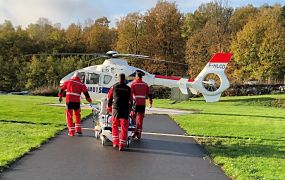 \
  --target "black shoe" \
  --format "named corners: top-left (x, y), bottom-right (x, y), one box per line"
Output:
top-left (76, 132), bottom-right (82, 135)
top-left (131, 132), bottom-right (137, 138)
top-left (136, 134), bottom-right (141, 140)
